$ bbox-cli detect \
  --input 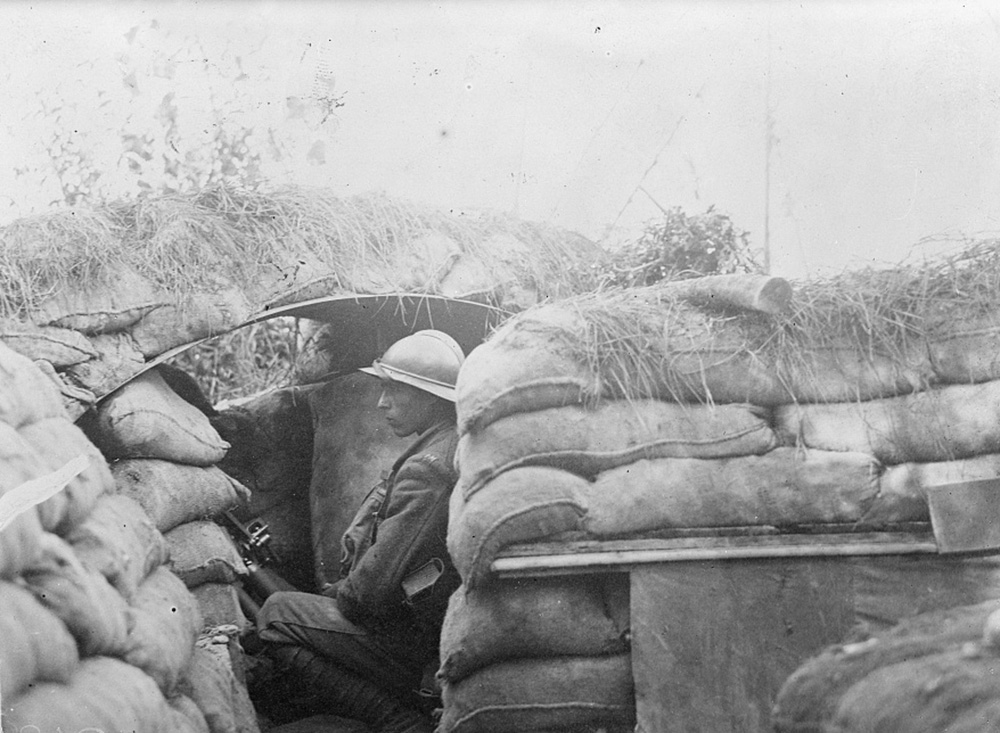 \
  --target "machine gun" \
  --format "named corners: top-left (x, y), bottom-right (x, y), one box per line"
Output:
top-left (221, 509), bottom-right (298, 620)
